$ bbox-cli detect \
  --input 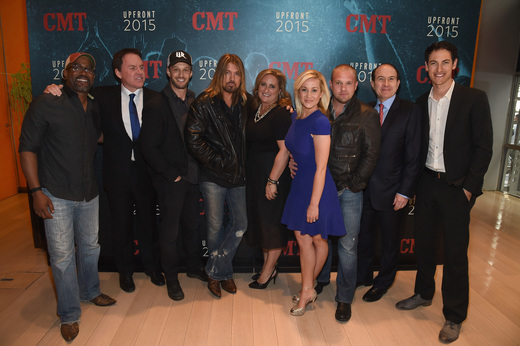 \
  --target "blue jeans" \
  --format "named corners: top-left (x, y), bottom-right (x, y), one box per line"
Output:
top-left (335, 188), bottom-right (363, 304)
top-left (200, 182), bottom-right (247, 280)
top-left (43, 188), bottom-right (101, 324)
